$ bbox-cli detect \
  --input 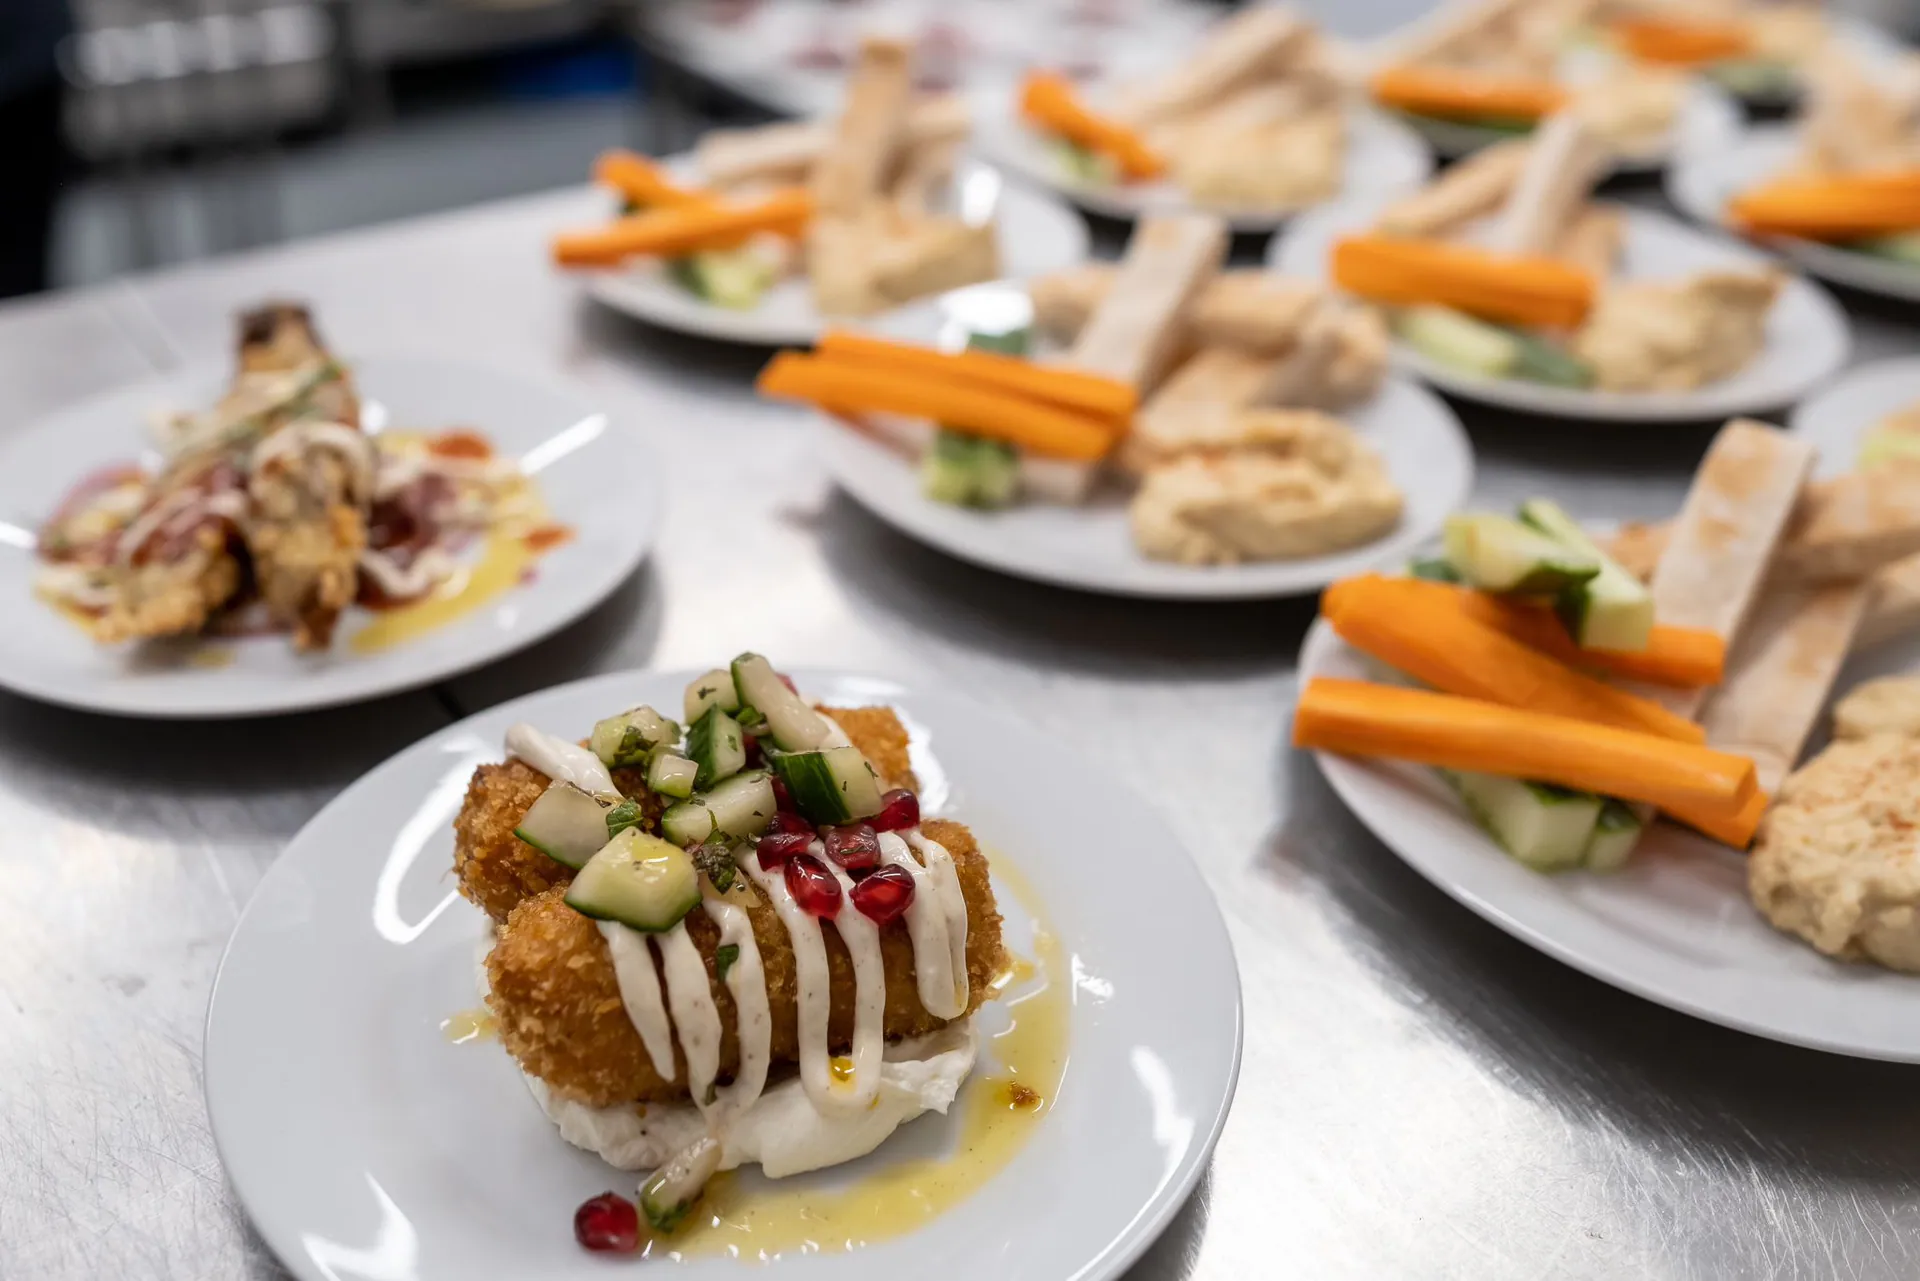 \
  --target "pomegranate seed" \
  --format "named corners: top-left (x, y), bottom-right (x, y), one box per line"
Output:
top-left (770, 774), bottom-right (796, 813)
top-left (767, 810), bottom-right (812, 837)
top-left (756, 830), bottom-right (811, 869)
top-left (822, 823), bottom-right (880, 871)
top-left (785, 853), bottom-right (843, 916)
top-left (574, 1192), bottom-right (640, 1253)
top-left (778, 672), bottom-right (798, 693)
top-left (870, 789), bottom-right (920, 832)
top-left (743, 734), bottom-right (763, 766)
top-left (851, 865), bottom-right (916, 924)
